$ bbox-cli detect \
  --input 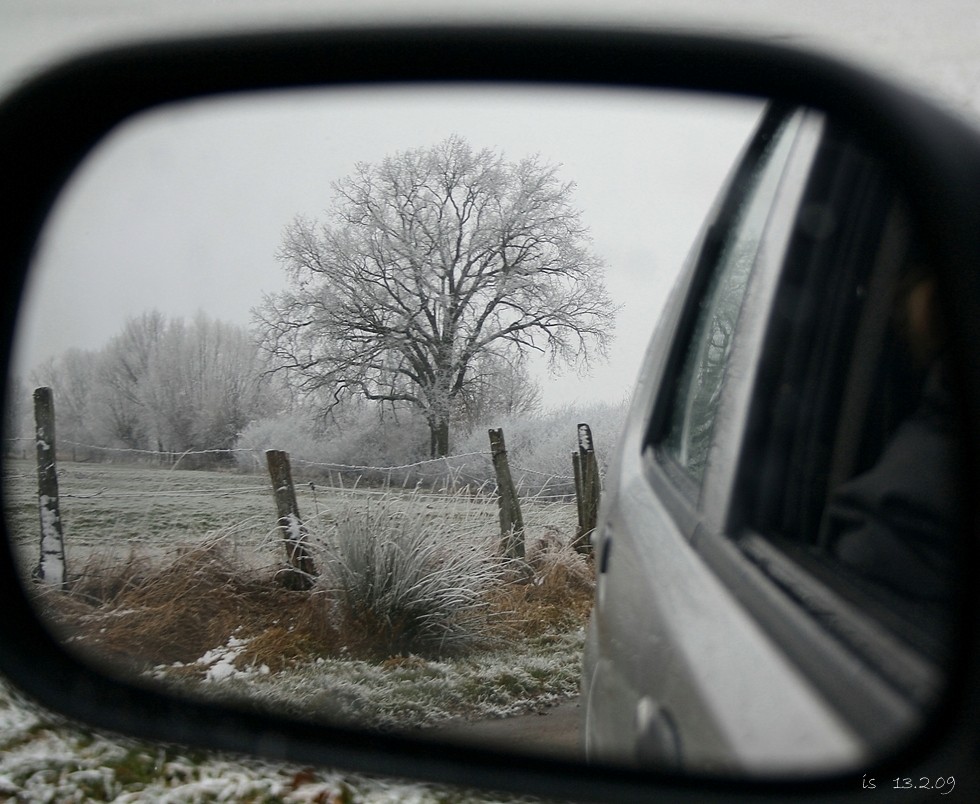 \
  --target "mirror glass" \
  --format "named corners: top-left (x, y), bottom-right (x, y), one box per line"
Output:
top-left (3, 85), bottom-right (960, 777)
